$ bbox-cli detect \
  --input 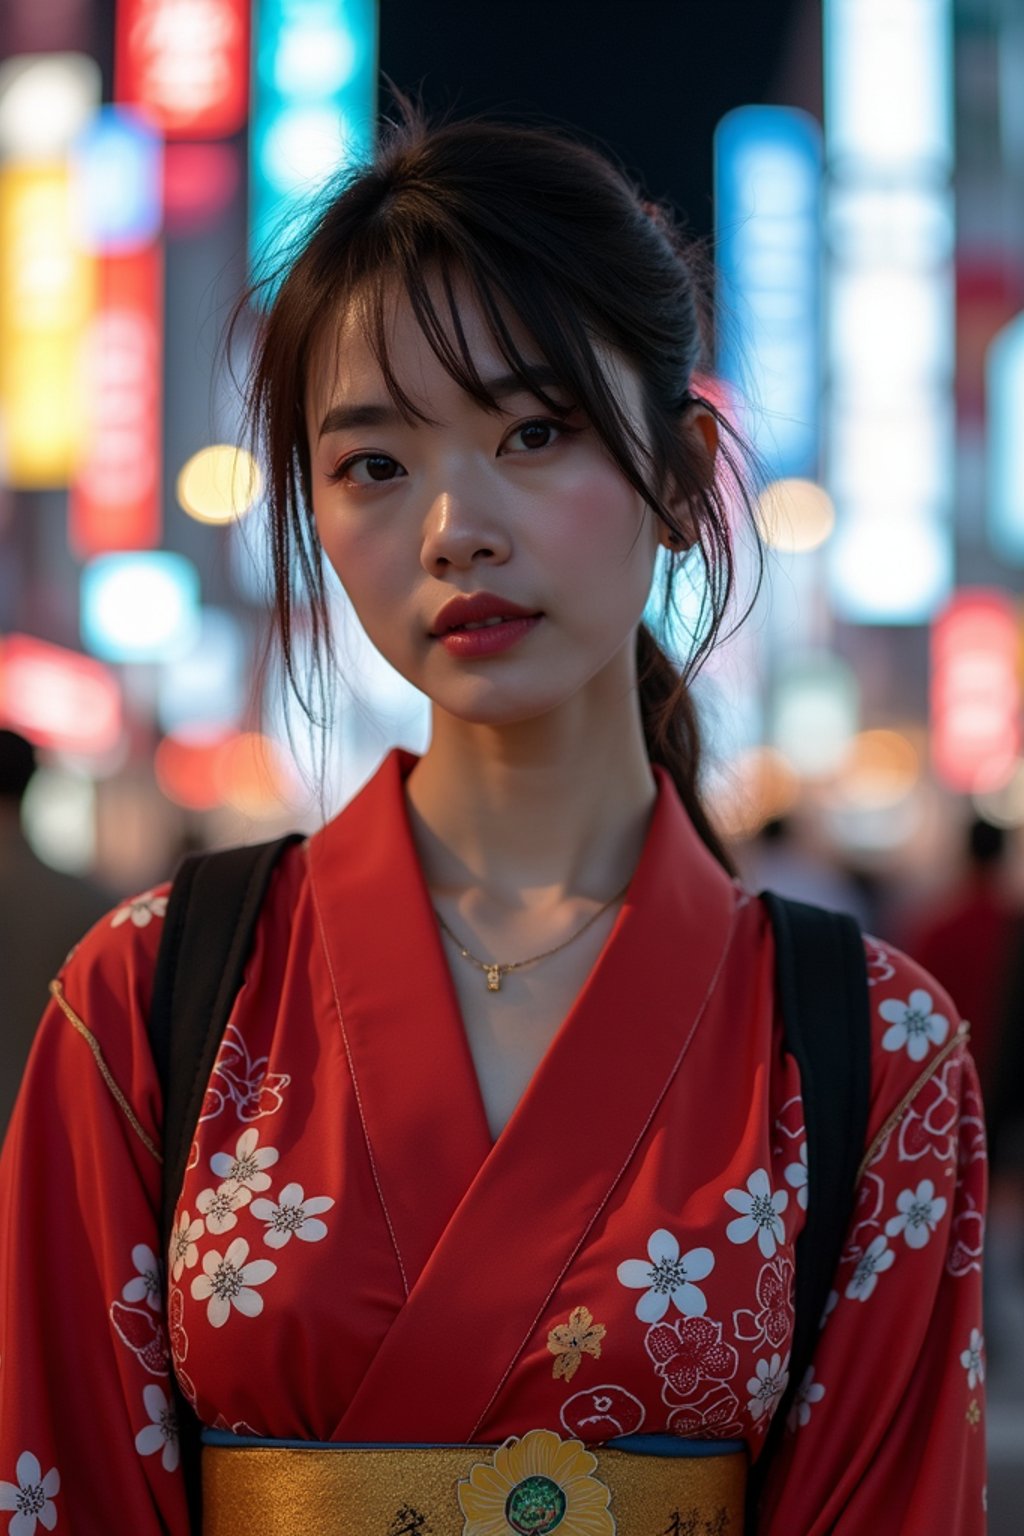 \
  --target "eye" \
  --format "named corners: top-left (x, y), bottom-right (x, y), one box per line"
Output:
top-left (501, 416), bottom-right (578, 454)
top-left (326, 452), bottom-right (405, 487)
